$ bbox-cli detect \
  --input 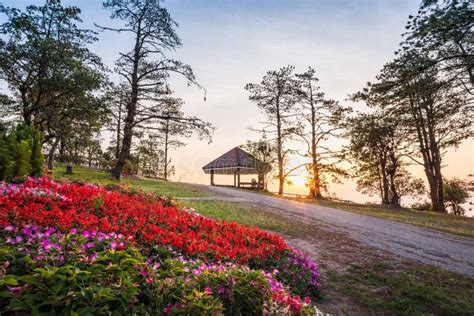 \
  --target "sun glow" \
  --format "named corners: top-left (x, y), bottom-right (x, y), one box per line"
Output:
top-left (290, 175), bottom-right (308, 187)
